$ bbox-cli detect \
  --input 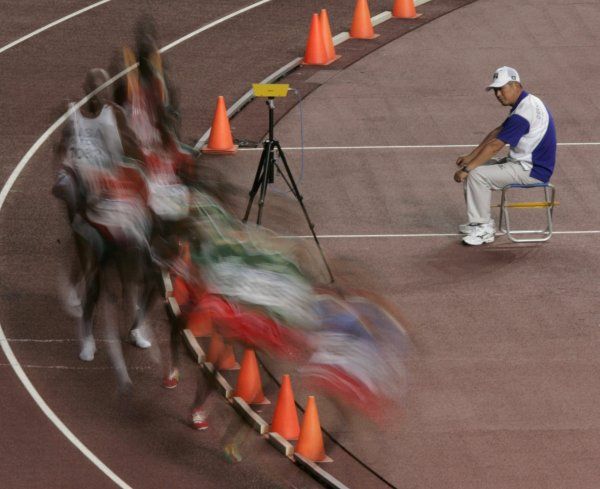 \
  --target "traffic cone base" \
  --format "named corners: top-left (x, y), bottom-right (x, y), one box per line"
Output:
top-left (221, 362), bottom-right (241, 370)
top-left (218, 344), bottom-right (240, 371)
top-left (201, 143), bottom-right (238, 155)
top-left (351, 33), bottom-right (379, 40)
top-left (301, 55), bottom-right (340, 67)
